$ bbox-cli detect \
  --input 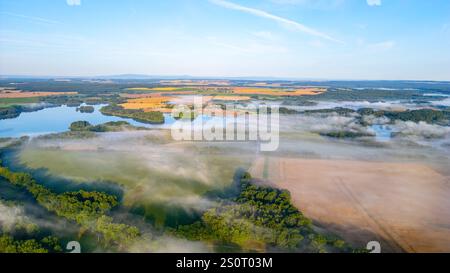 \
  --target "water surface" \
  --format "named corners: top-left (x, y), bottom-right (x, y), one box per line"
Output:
top-left (0, 104), bottom-right (176, 138)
